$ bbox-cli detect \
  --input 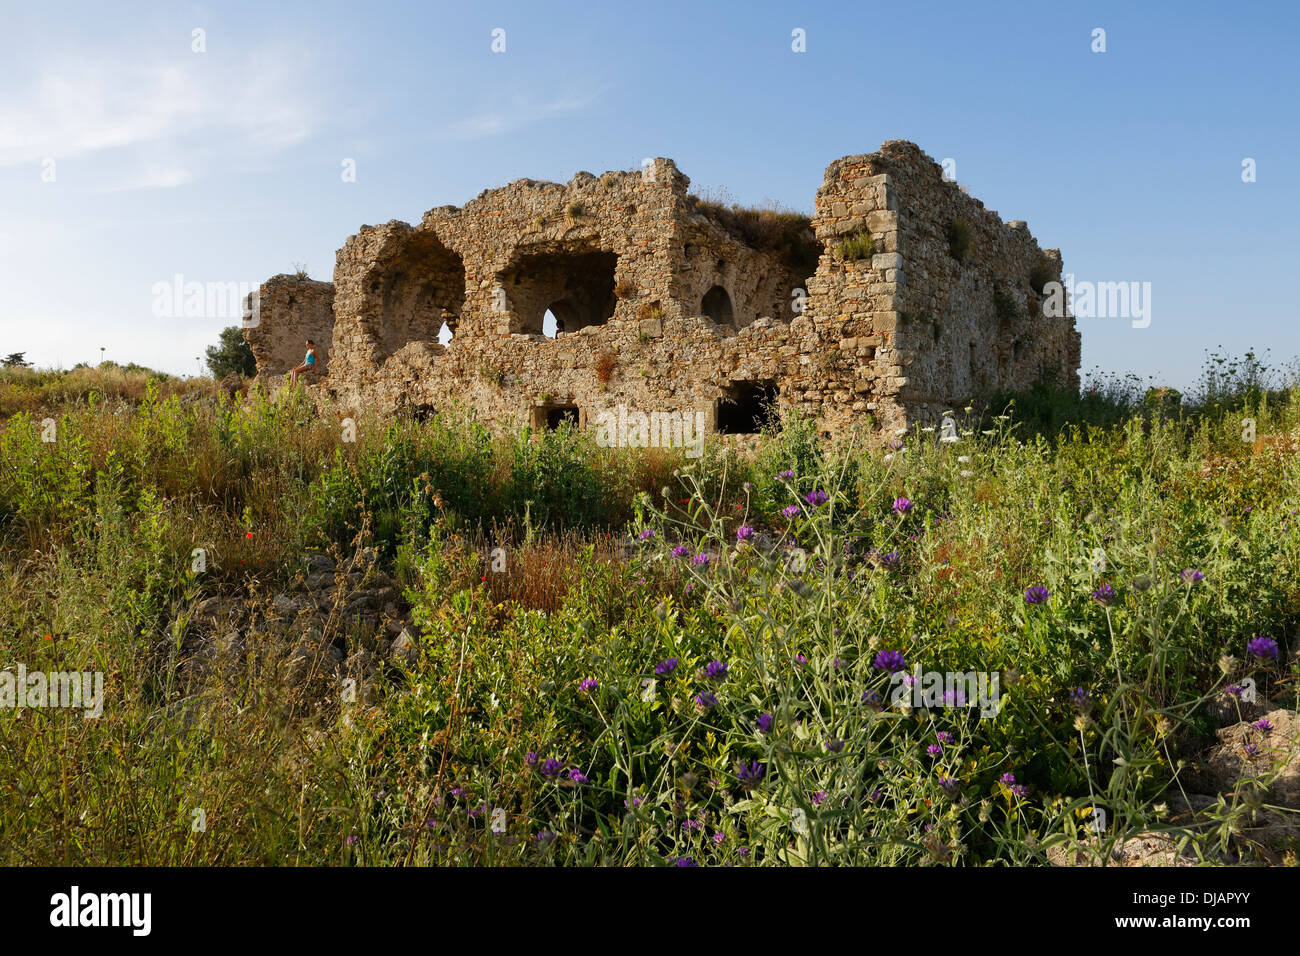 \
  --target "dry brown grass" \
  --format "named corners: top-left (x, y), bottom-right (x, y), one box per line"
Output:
top-left (685, 192), bottom-right (821, 272)
top-left (635, 301), bottom-right (664, 322)
top-left (0, 365), bottom-right (213, 421)
top-left (595, 352), bottom-right (617, 384)
top-left (433, 526), bottom-right (627, 614)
